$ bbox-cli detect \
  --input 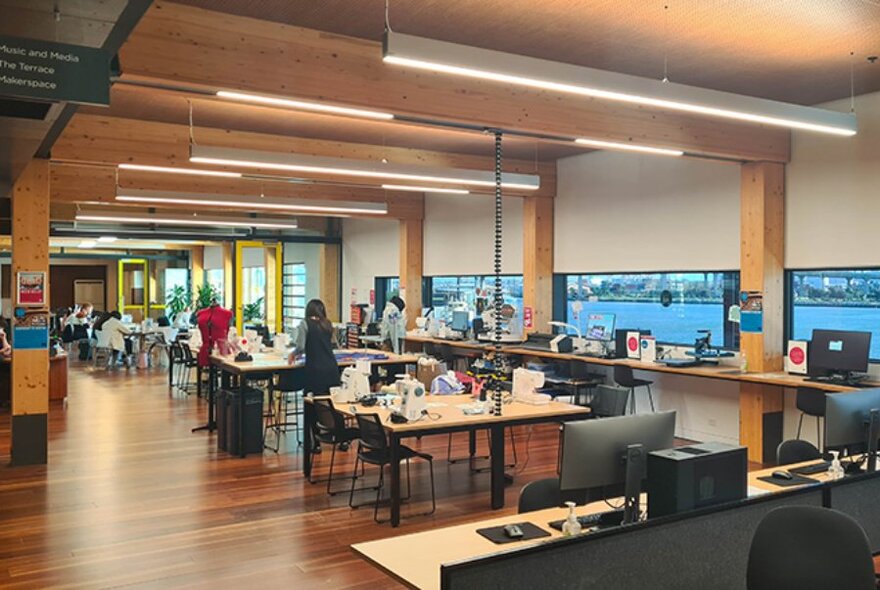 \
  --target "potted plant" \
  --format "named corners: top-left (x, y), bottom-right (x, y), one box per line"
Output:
top-left (194, 283), bottom-right (221, 312)
top-left (166, 285), bottom-right (192, 319)
top-left (242, 296), bottom-right (264, 325)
